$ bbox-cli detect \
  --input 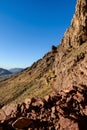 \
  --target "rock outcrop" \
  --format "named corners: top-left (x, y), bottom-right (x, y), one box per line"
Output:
top-left (0, 84), bottom-right (87, 129)
top-left (61, 0), bottom-right (87, 49)
top-left (54, 0), bottom-right (87, 91)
